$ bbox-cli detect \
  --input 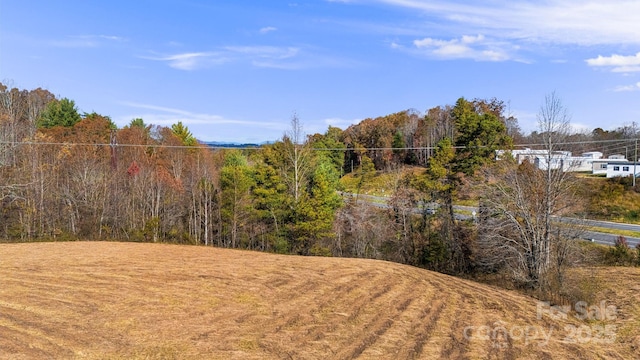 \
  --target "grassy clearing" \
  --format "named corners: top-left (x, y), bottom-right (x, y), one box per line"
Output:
top-left (340, 166), bottom-right (423, 196)
top-left (0, 242), bottom-right (638, 359)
